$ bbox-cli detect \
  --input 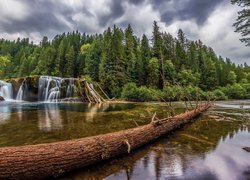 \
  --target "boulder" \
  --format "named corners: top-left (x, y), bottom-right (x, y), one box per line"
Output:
top-left (0, 96), bottom-right (5, 101)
